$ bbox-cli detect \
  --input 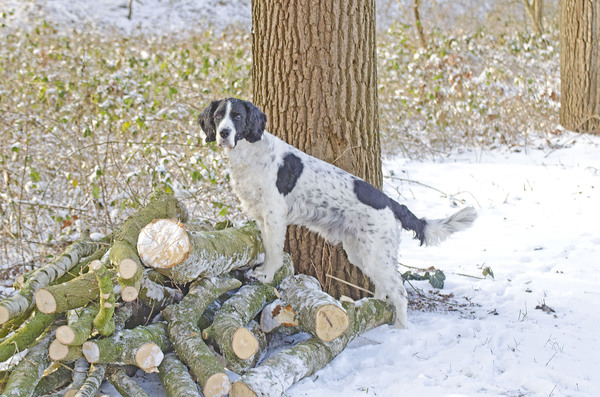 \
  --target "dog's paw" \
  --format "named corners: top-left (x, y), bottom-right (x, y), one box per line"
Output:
top-left (247, 266), bottom-right (275, 284)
